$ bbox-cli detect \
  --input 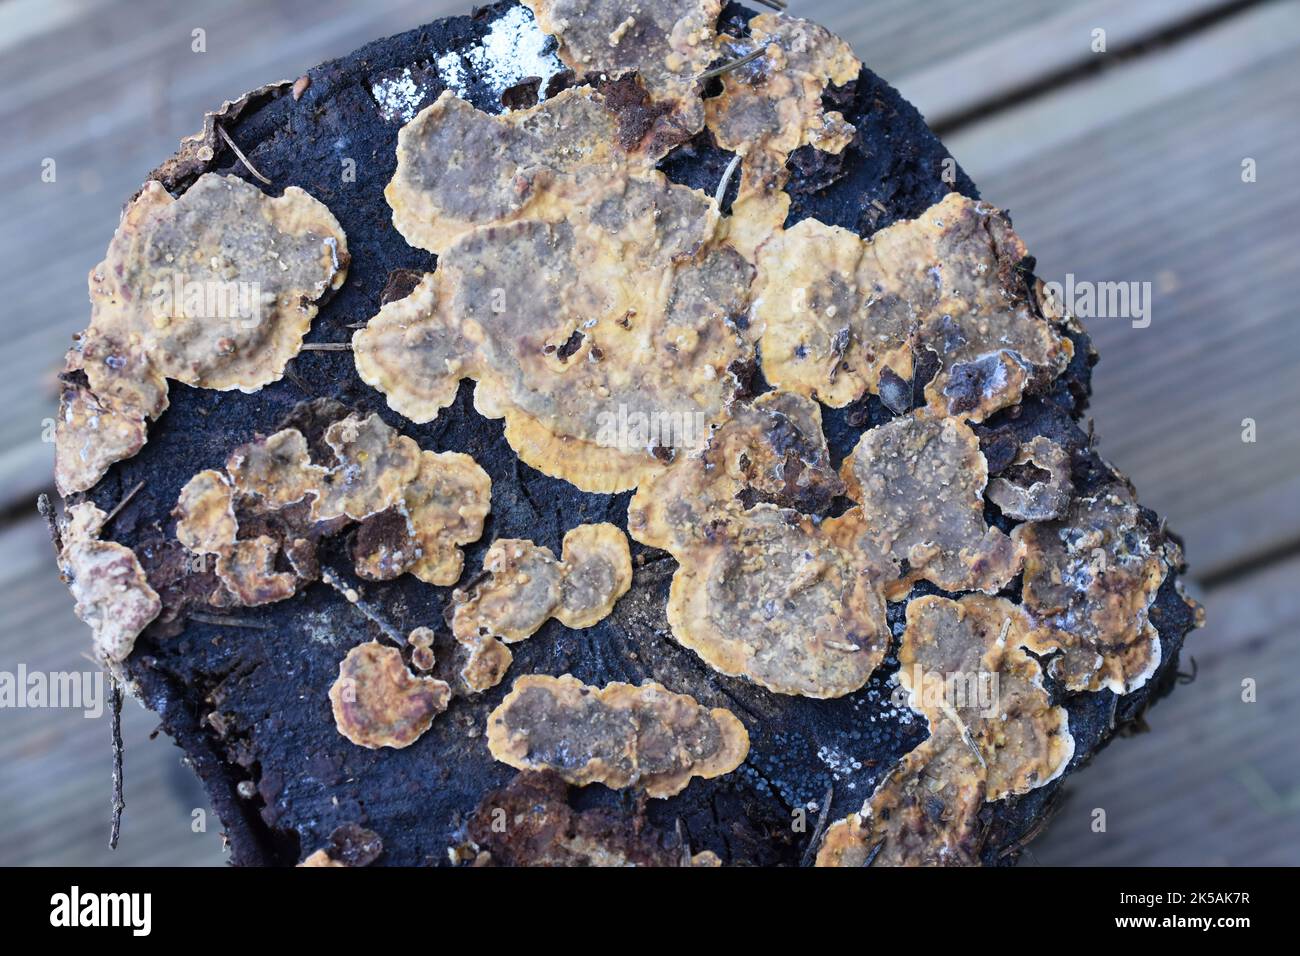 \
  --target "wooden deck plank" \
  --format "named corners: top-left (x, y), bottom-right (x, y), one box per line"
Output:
top-left (944, 0), bottom-right (1300, 578)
